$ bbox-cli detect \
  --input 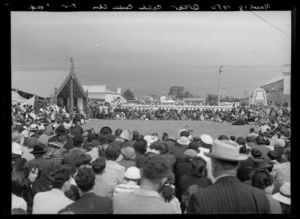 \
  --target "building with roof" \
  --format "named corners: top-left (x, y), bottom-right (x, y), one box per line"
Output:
top-left (82, 85), bottom-right (126, 104)
top-left (260, 65), bottom-right (290, 106)
top-left (12, 58), bottom-right (88, 114)
top-left (182, 97), bottom-right (206, 106)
